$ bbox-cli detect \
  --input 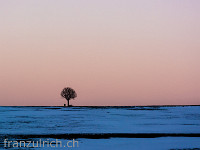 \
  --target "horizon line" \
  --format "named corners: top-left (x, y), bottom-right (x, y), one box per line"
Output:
top-left (0, 104), bottom-right (200, 107)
